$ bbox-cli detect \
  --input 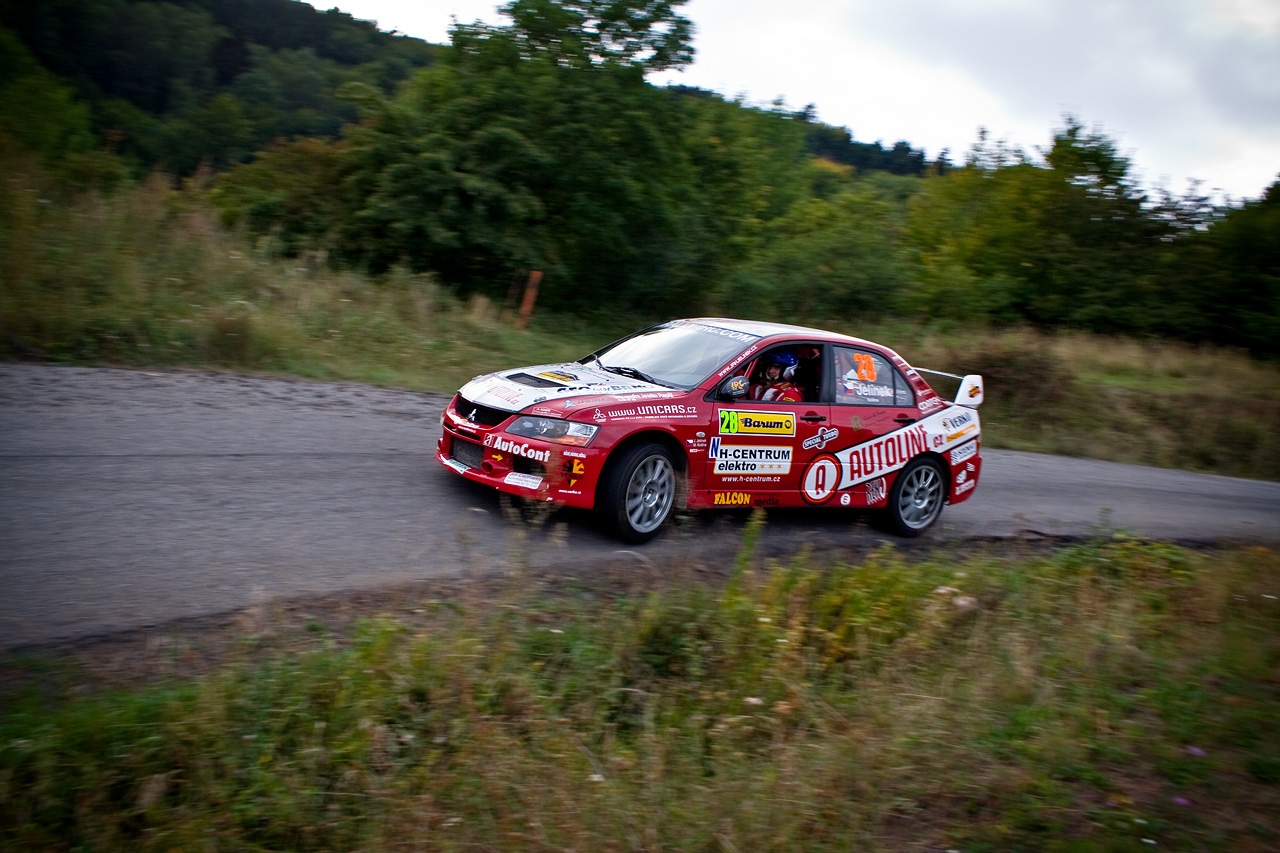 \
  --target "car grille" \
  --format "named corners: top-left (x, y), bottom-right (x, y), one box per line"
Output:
top-left (513, 457), bottom-right (546, 477)
top-left (454, 396), bottom-right (512, 427)
top-left (450, 436), bottom-right (484, 469)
